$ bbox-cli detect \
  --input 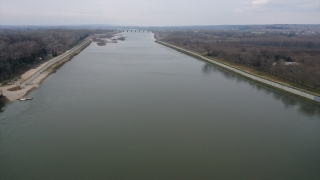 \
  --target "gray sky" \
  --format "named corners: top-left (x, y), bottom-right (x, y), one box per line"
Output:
top-left (0, 0), bottom-right (319, 26)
